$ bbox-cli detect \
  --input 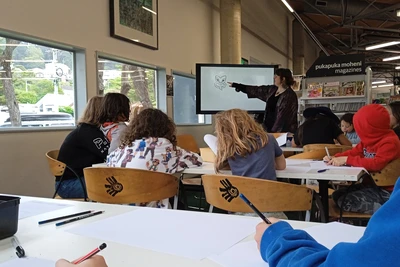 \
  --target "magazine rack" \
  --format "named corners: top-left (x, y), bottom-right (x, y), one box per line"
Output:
top-left (299, 67), bottom-right (372, 122)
